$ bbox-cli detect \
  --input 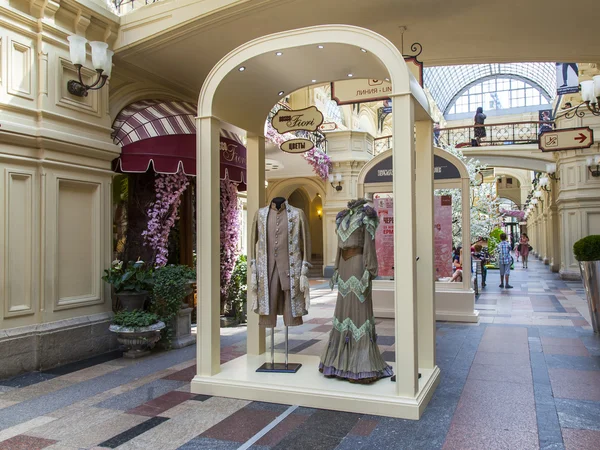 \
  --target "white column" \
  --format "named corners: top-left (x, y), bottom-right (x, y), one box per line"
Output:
top-left (392, 94), bottom-right (418, 397)
top-left (415, 120), bottom-right (435, 370)
top-left (196, 116), bottom-right (222, 376)
top-left (246, 134), bottom-right (266, 356)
